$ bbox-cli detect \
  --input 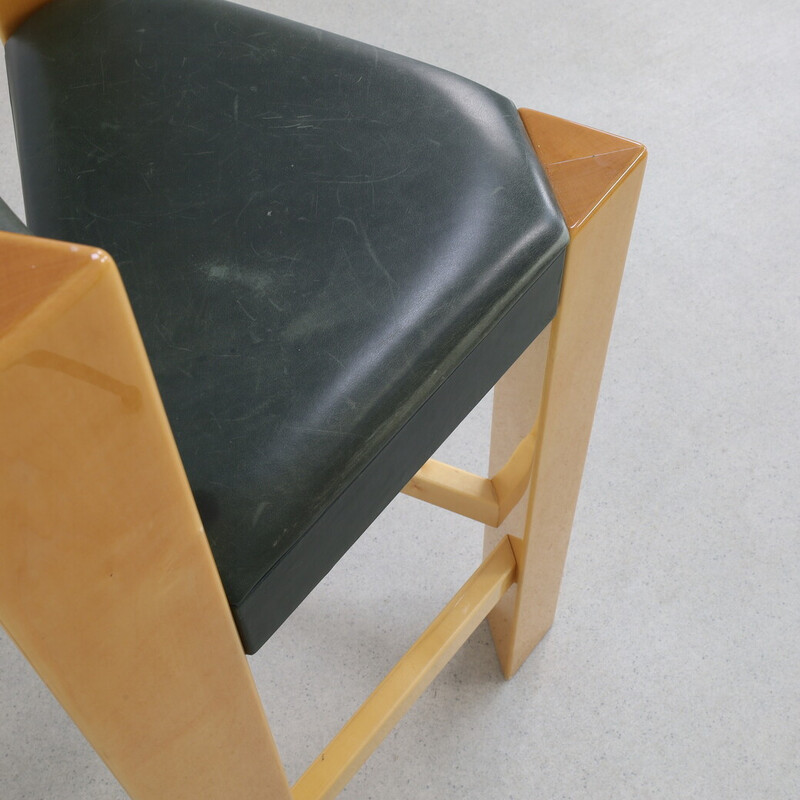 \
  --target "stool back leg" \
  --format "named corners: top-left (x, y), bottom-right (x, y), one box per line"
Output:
top-left (484, 111), bottom-right (647, 678)
top-left (0, 233), bottom-right (292, 800)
